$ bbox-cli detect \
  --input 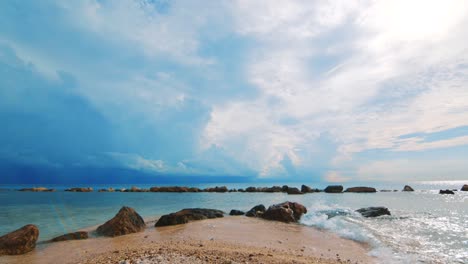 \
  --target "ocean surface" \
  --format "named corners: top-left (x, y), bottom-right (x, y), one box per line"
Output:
top-left (0, 180), bottom-right (467, 263)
